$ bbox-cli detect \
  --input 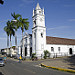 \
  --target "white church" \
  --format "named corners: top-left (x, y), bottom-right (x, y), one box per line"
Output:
top-left (18, 3), bottom-right (75, 59)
